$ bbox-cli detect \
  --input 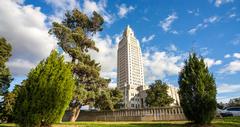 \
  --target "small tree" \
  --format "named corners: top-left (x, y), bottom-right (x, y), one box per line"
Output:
top-left (1, 85), bottom-right (20, 122)
top-left (13, 51), bottom-right (75, 127)
top-left (145, 80), bottom-right (174, 107)
top-left (228, 97), bottom-right (240, 107)
top-left (178, 53), bottom-right (217, 124)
